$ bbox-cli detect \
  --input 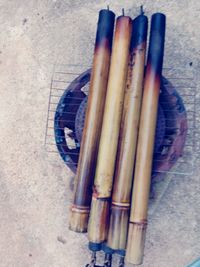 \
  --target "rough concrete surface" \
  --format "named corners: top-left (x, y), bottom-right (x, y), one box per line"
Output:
top-left (0, 1), bottom-right (200, 267)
